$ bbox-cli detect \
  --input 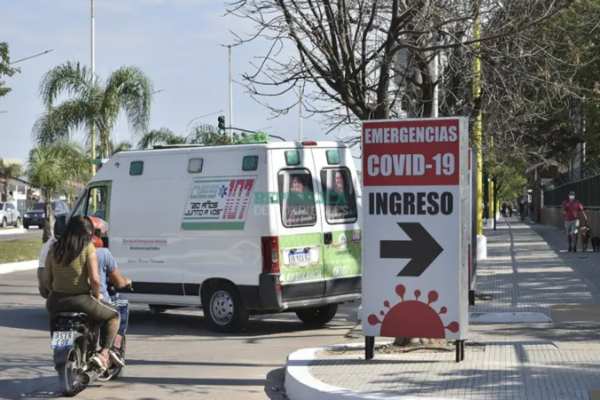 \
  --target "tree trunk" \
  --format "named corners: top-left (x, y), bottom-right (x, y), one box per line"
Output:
top-left (392, 61), bottom-right (449, 348)
top-left (103, 130), bottom-right (110, 159)
top-left (42, 187), bottom-right (54, 243)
